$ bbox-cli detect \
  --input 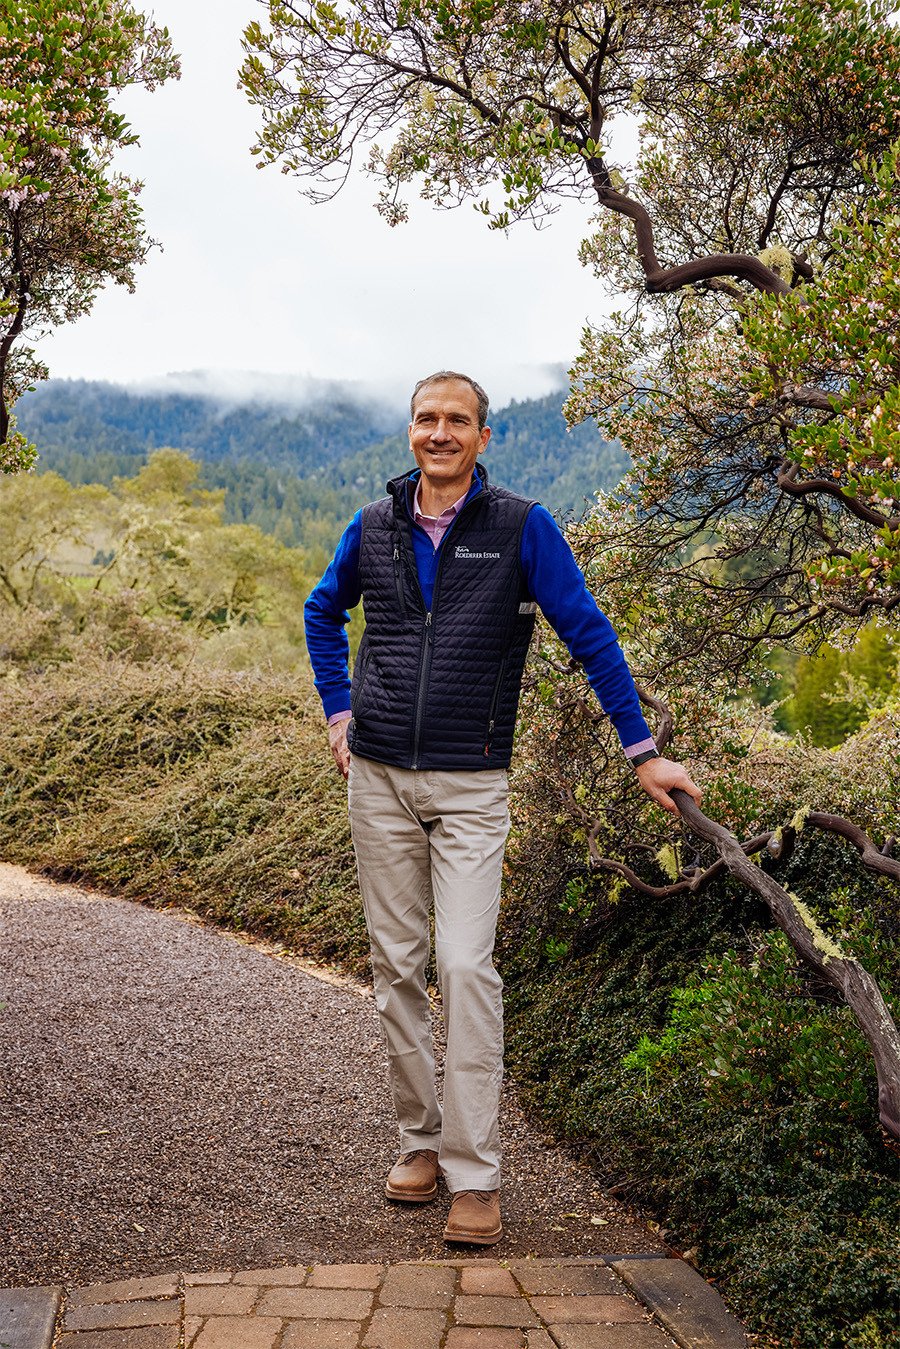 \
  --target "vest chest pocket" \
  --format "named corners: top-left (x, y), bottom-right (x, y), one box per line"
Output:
top-left (392, 542), bottom-right (409, 619)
